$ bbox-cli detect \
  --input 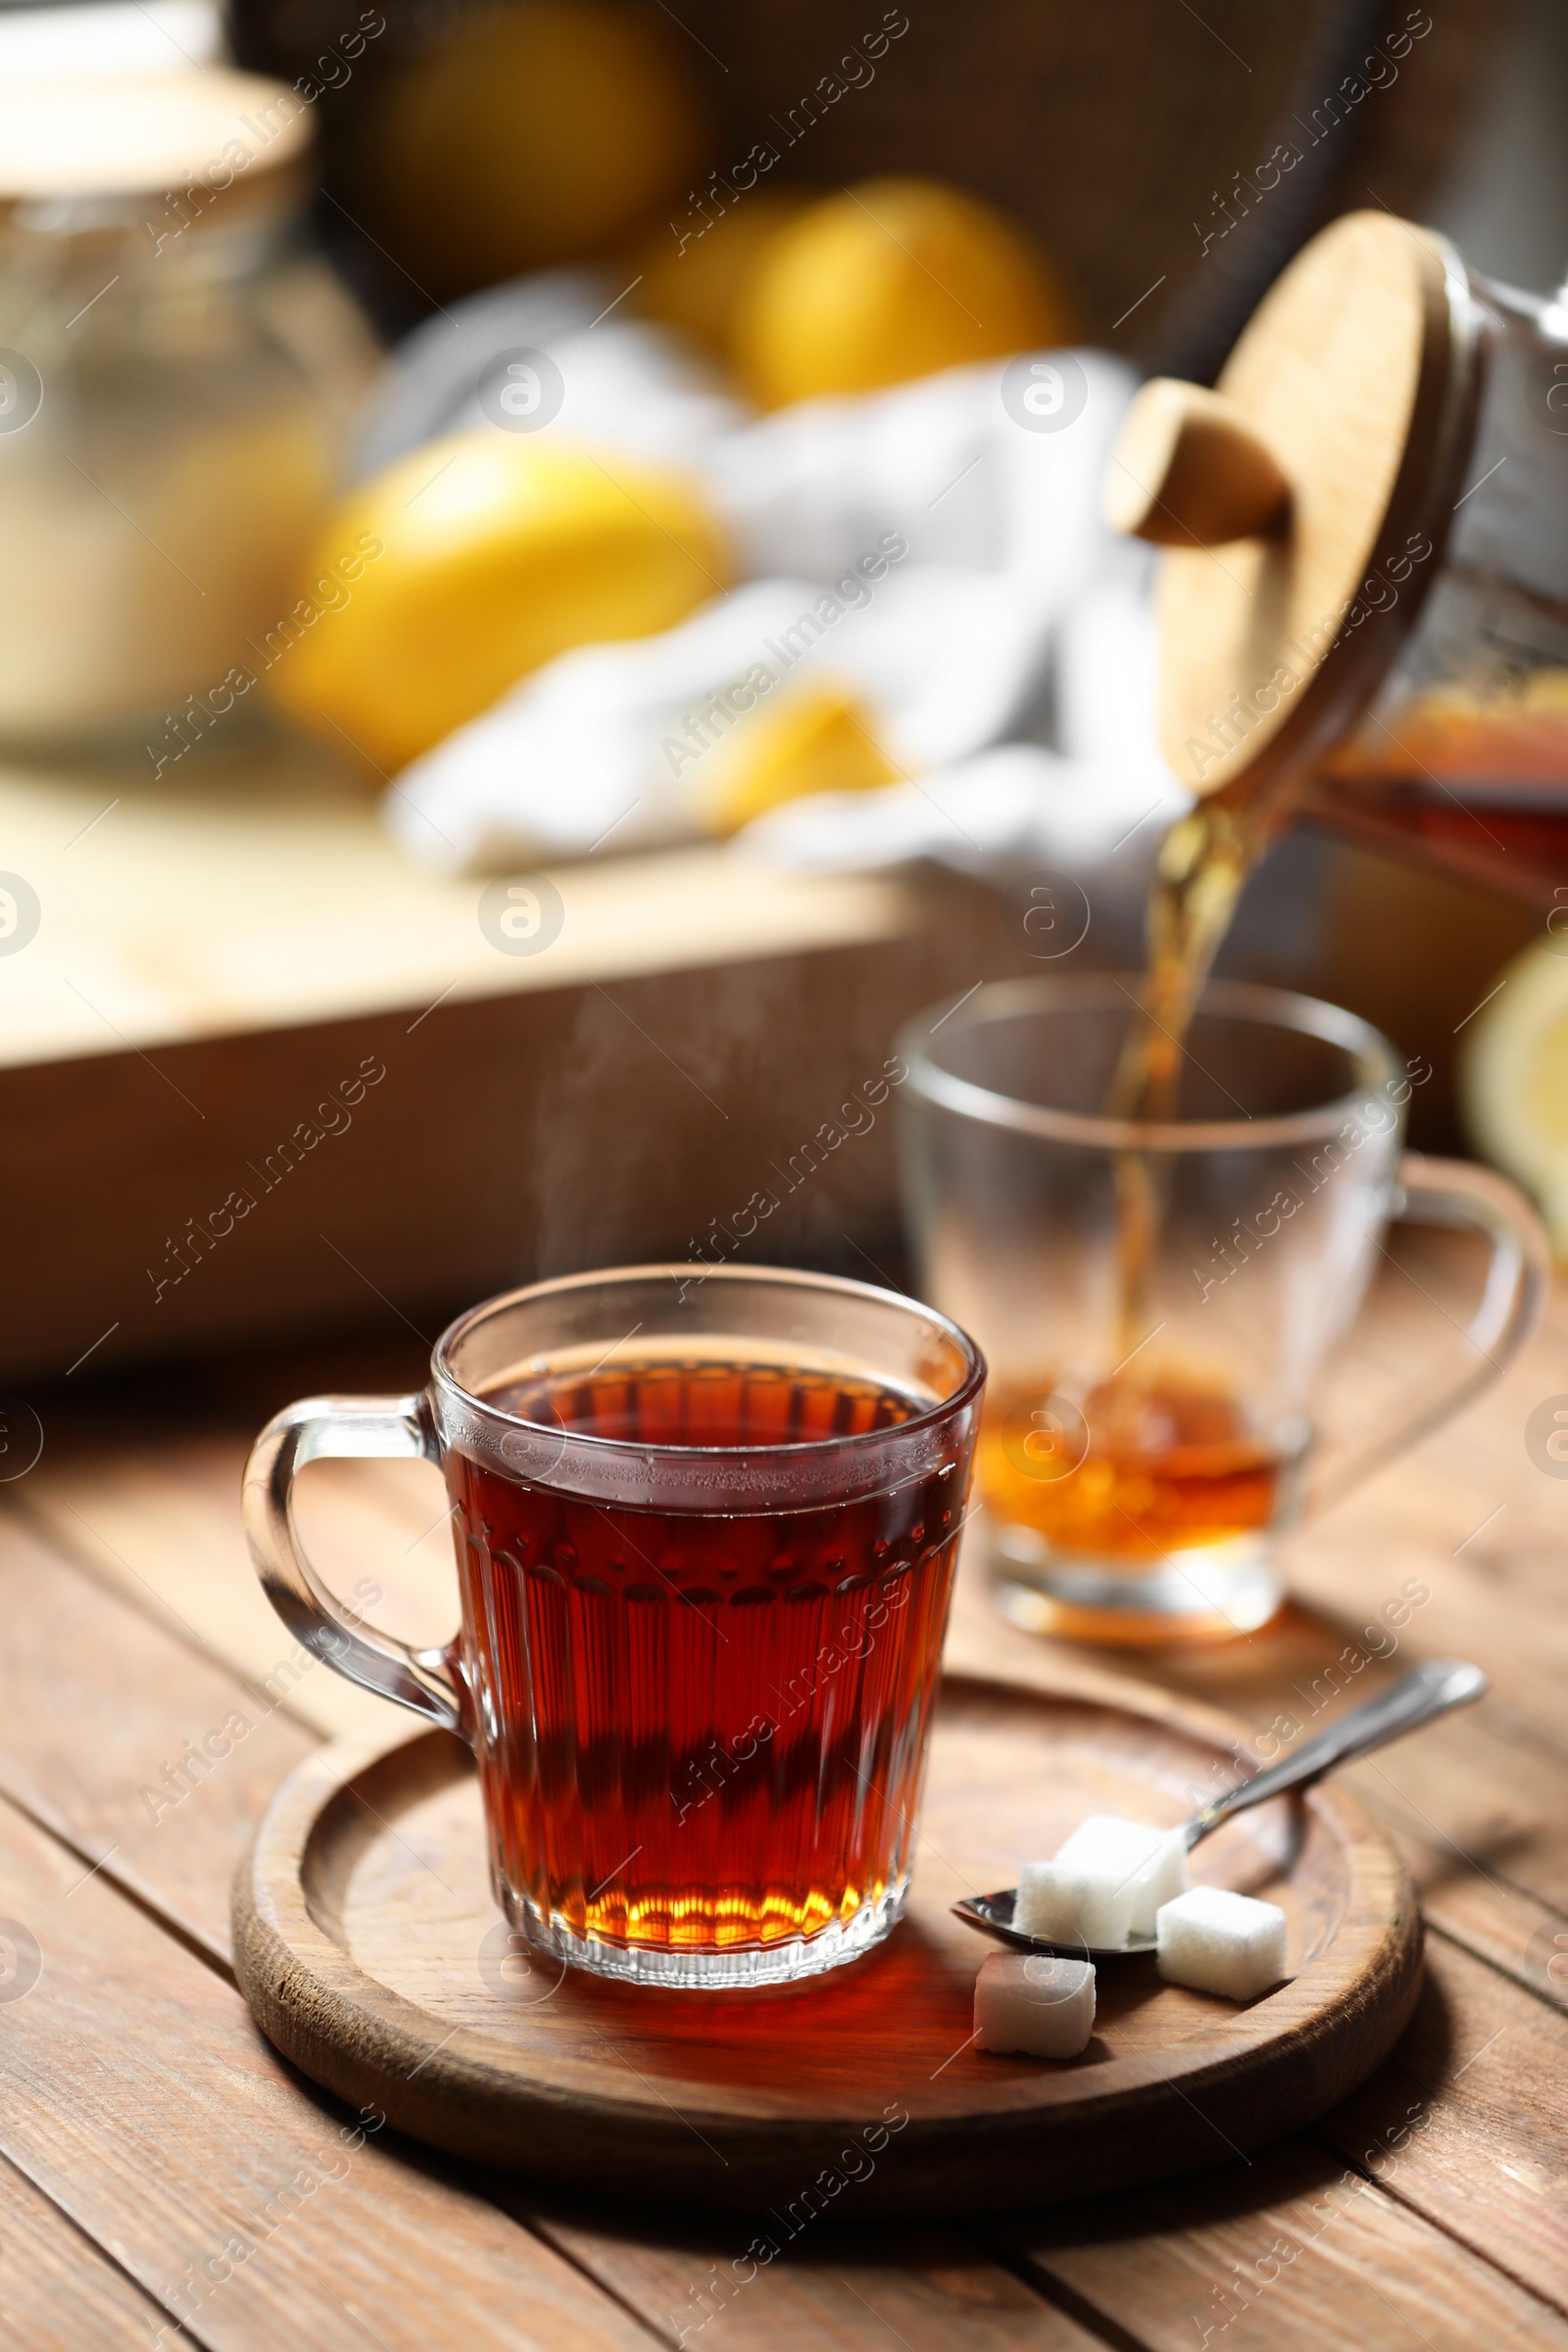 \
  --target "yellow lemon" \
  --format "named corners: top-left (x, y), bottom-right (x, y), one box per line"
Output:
top-left (268, 432), bottom-right (729, 772)
top-left (700, 678), bottom-right (899, 834)
top-left (631, 190), bottom-right (812, 365)
top-left (734, 176), bottom-right (1074, 409)
top-left (358, 0), bottom-right (708, 297)
top-left (1460, 934), bottom-right (1568, 1253)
